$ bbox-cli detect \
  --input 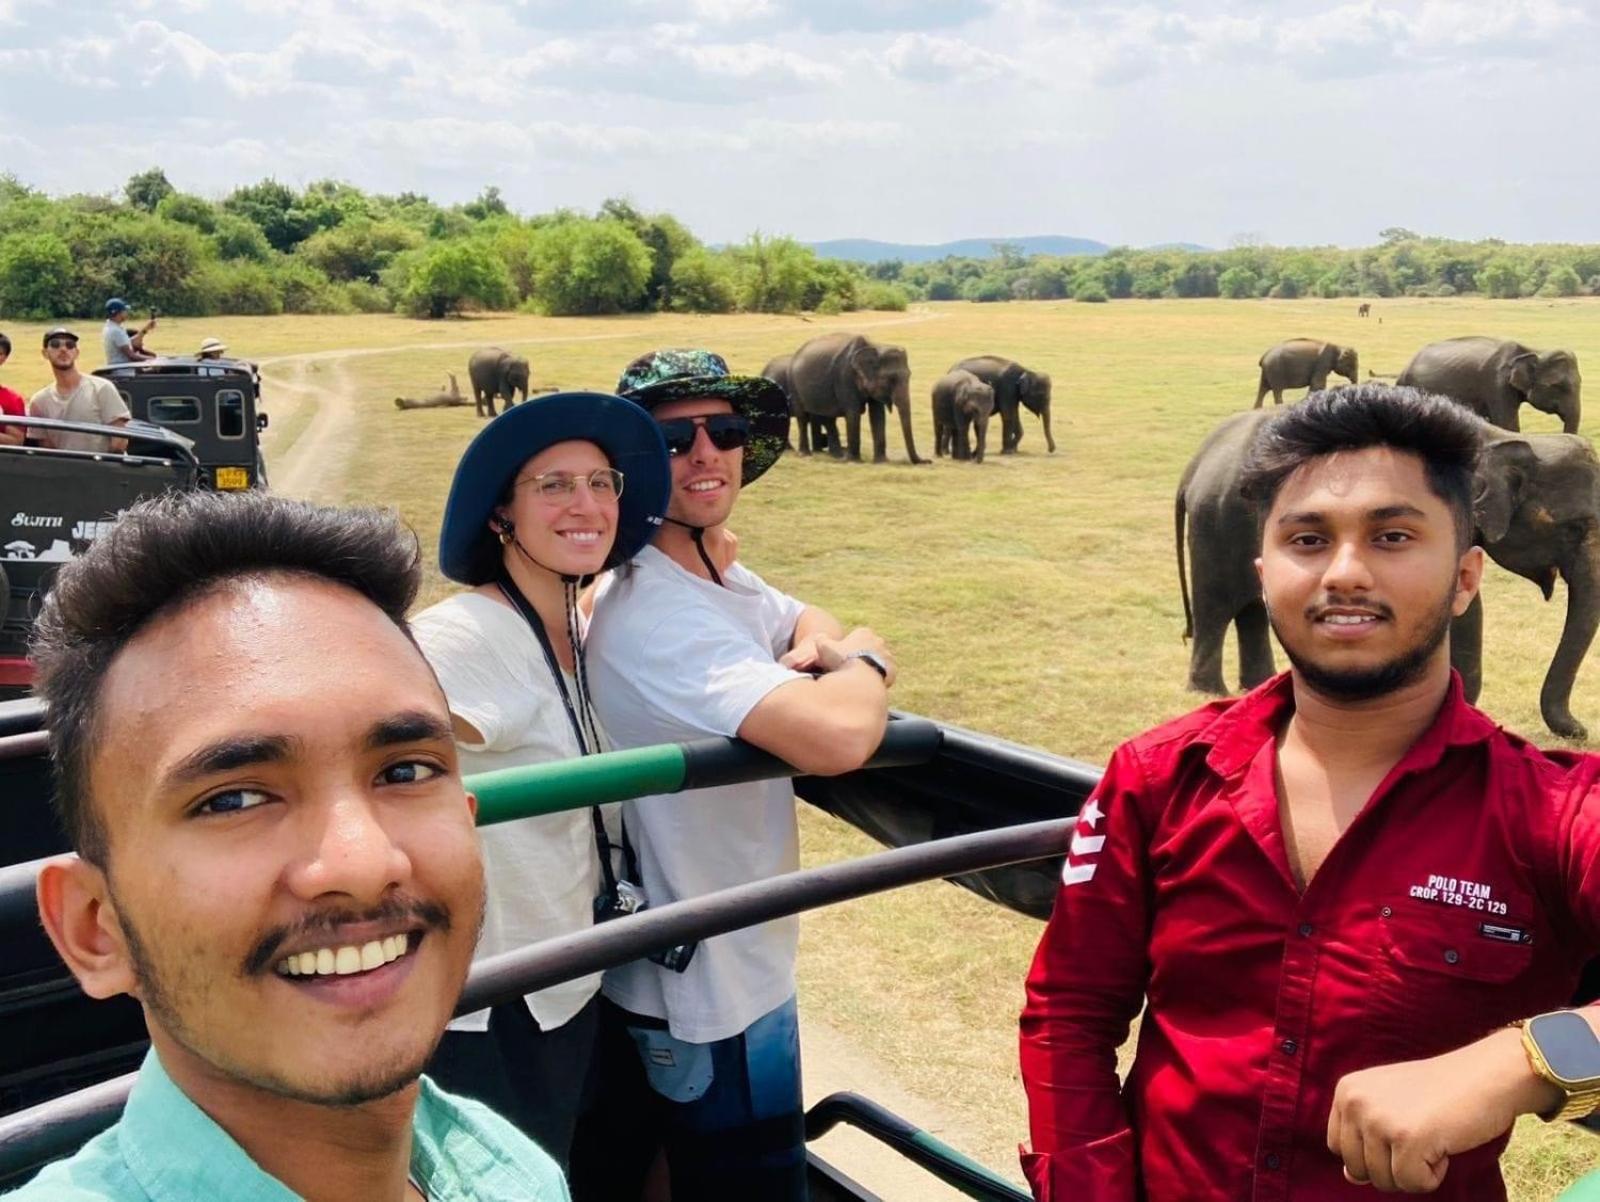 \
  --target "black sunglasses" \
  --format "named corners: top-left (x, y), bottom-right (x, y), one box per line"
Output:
top-left (658, 413), bottom-right (751, 457)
